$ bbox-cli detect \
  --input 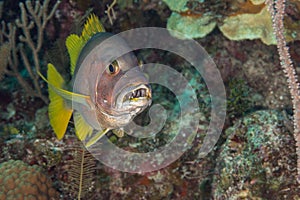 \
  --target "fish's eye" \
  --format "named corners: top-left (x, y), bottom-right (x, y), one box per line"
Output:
top-left (106, 60), bottom-right (120, 75)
